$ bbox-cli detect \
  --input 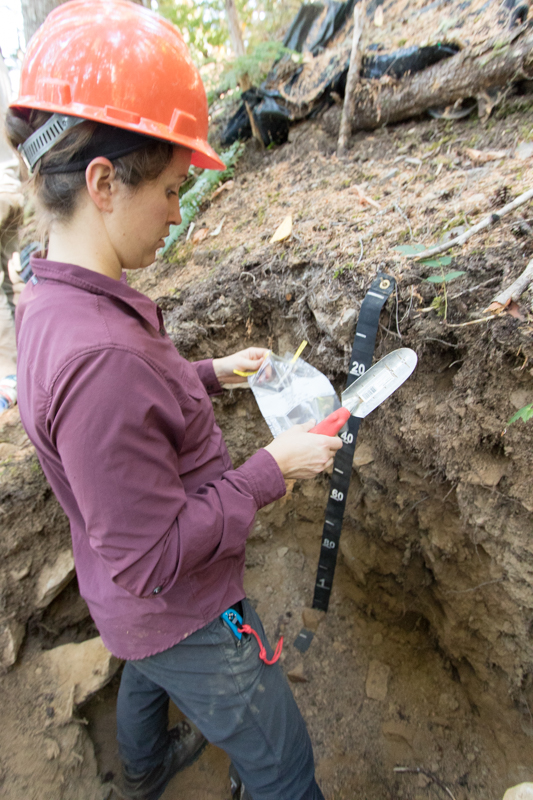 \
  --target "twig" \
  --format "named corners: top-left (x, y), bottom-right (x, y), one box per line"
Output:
top-left (399, 494), bottom-right (430, 520)
top-left (422, 337), bottom-right (459, 348)
top-left (245, 101), bottom-right (264, 147)
top-left (379, 321), bottom-right (402, 338)
top-left (485, 257), bottom-right (533, 312)
top-left (337, 1), bottom-right (366, 157)
top-left (393, 766), bottom-right (457, 800)
top-left (395, 284), bottom-right (402, 339)
top-left (400, 286), bottom-right (415, 322)
top-left (356, 237), bottom-right (364, 264)
top-left (376, 202), bottom-right (395, 216)
top-left (408, 187), bottom-right (533, 260)
top-left (394, 203), bottom-right (413, 240)
top-left (447, 276), bottom-right (500, 300)
top-left (351, 184), bottom-right (381, 209)
top-left (445, 314), bottom-right (499, 327)
top-left (442, 577), bottom-right (504, 595)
